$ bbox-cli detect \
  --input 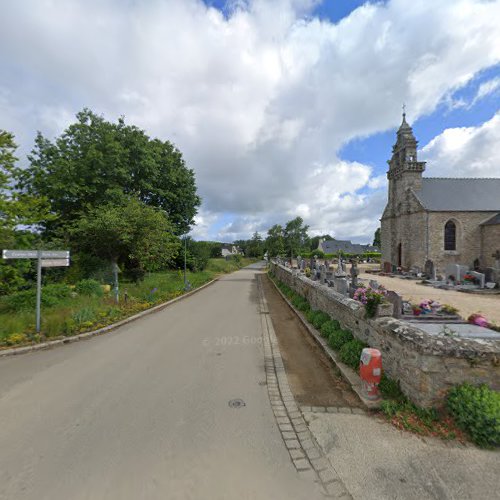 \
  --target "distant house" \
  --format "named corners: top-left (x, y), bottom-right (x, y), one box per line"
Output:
top-left (221, 244), bottom-right (243, 258)
top-left (317, 238), bottom-right (378, 255)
